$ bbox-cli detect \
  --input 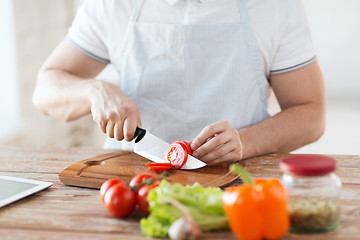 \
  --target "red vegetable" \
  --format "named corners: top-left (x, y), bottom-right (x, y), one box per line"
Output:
top-left (99, 178), bottom-right (126, 202)
top-left (136, 181), bottom-right (160, 214)
top-left (174, 140), bottom-right (193, 156)
top-left (129, 174), bottom-right (155, 194)
top-left (165, 141), bottom-right (188, 169)
top-left (145, 162), bottom-right (172, 172)
top-left (103, 184), bottom-right (136, 218)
